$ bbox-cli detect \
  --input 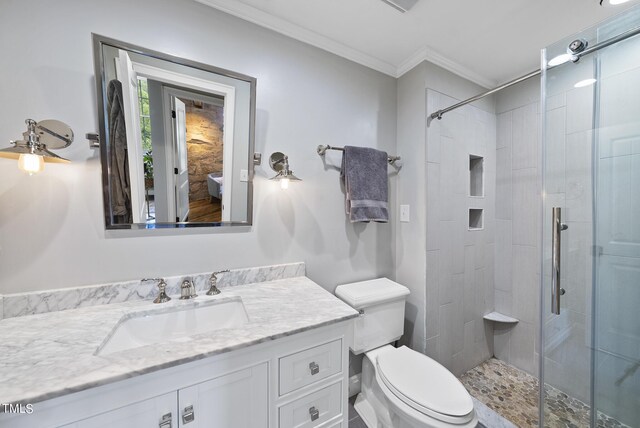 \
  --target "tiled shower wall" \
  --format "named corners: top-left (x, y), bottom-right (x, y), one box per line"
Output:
top-left (425, 89), bottom-right (496, 376)
top-left (493, 101), bottom-right (542, 377)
